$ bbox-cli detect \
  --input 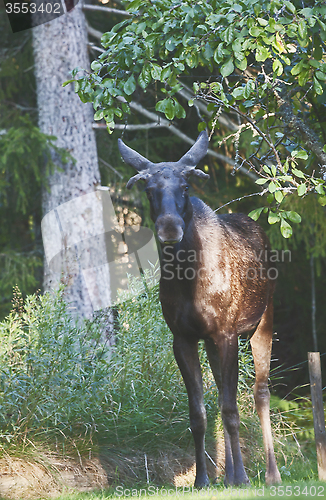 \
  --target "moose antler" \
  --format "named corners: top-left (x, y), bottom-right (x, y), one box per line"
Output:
top-left (120, 131), bottom-right (210, 187)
